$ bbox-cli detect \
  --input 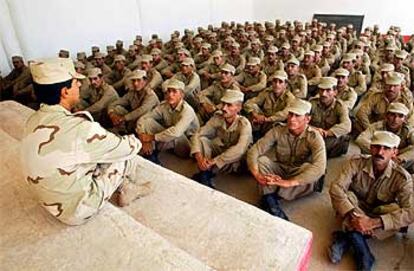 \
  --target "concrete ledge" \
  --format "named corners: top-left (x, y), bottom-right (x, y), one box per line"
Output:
top-left (123, 157), bottom-right (313, 270)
